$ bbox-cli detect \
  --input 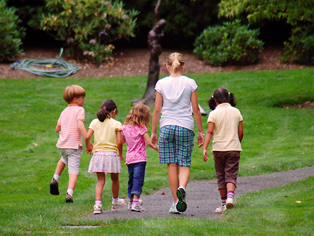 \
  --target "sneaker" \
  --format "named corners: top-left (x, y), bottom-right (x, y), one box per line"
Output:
top-left (226, 197), bottom-right (234, 209)
top-left (50, 178), bottom-right (59, 195)
top-left (215, 205), bottom-right (227, 213)
top-left (65, 194), bottom-right (73, 203)
top-left (111, 198), bottom-right (125, 211)
top-left (176, 187), bottom-right (187, 212)
top-left (169, 202), bottom-right (181, 214)
top-left (127, 199), bottom-right (143, 210)
top-left (94, 204), bottom-right (103, 214)
top-left (131, 203), bottom-right (146, 212)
